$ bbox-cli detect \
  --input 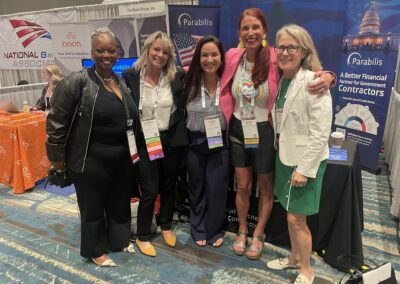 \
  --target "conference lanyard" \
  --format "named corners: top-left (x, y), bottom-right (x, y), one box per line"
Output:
top-left (238, 55), bottom-right (259, 147)
top-left (201, 78), bottom-right (221, 110)
top-left (138, 68), bottom-right (165, 161)
top-left (138, 67), bottom-right (164, 118)
top-left (239, 55), bottom-right (256, 112)
top-left (201, 78), bottom-right (223, 149)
